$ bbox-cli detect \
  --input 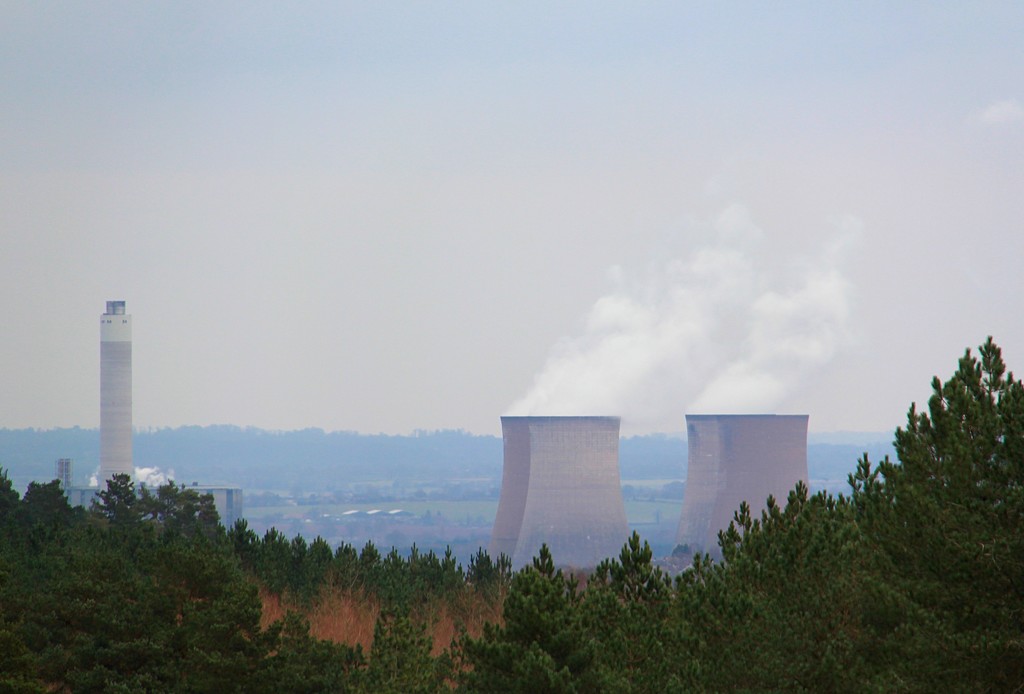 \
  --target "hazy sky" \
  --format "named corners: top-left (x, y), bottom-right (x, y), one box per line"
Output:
top-left (2, 3), bottom-right (1022, 436)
